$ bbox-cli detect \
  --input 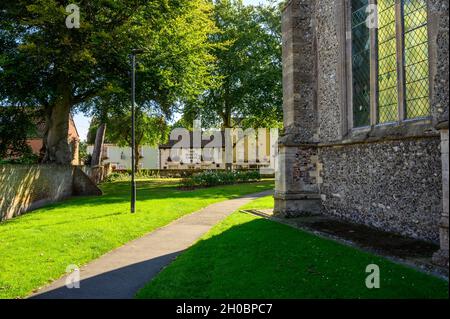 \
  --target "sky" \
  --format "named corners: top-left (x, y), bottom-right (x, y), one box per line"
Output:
top-left (73, 0), bottom-right (278, 142)
top-left (243, 0), bottom-right (267, 4)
